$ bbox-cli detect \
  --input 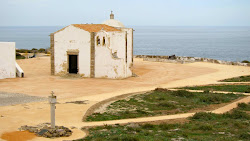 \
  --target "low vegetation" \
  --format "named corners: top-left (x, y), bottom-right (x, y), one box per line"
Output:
top-left (16, 48), bottom-right (49, 53)
top-left (220, 75), bottom-right (250, 82)
top-left (181, 84), bottom-right (250, 93)
top-left (86, 89), bottom-right (244, 121)
top-left (16, 52), bottom-right (25, 59)
top-left (79, 103), bottom-right (250, 141)
top-left (241, 60), bottom-right (250, 63)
